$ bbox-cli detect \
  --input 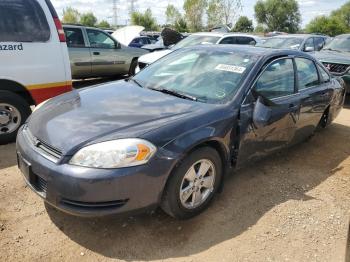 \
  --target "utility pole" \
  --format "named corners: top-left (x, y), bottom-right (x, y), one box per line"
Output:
top-left (130, 0), bottom-right (135, 14)
top-left (113, 0), bottom-right (118, 27)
